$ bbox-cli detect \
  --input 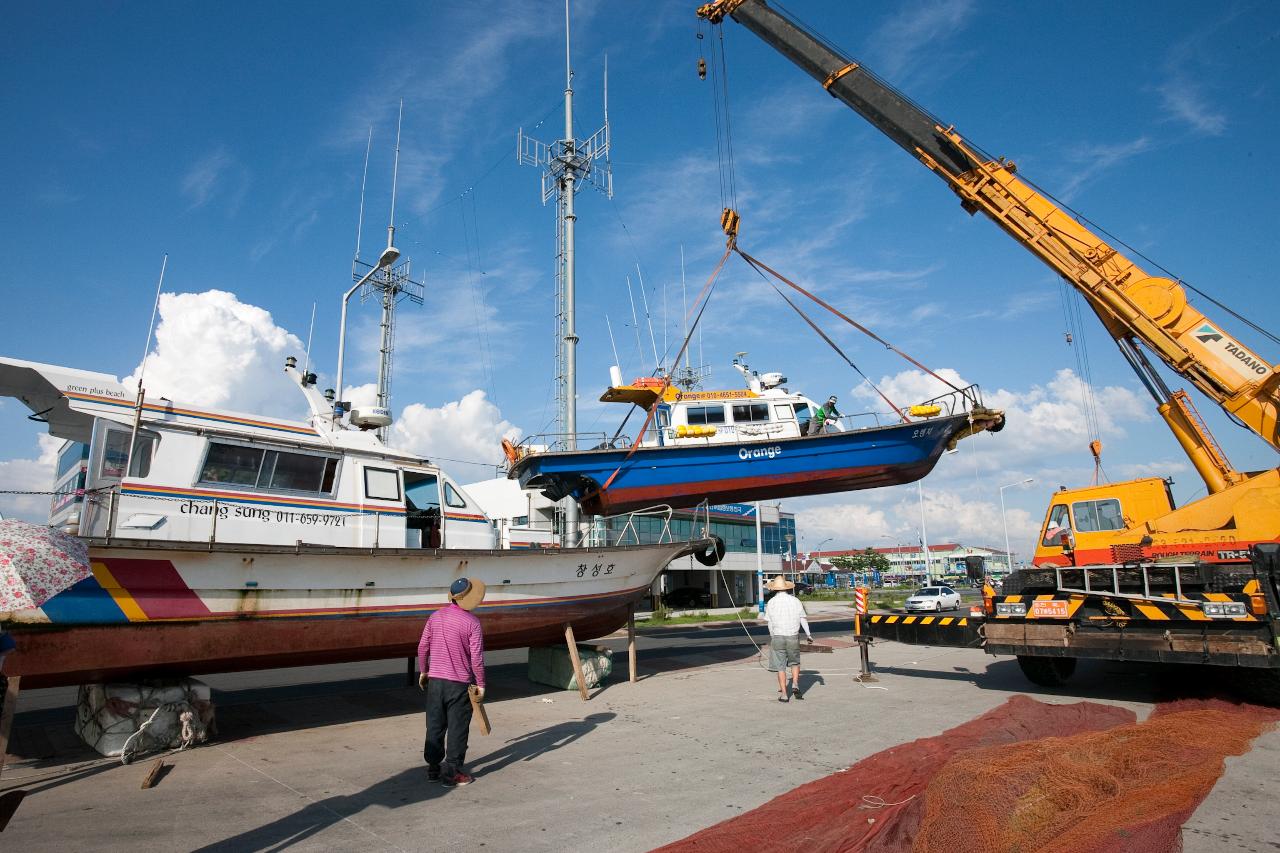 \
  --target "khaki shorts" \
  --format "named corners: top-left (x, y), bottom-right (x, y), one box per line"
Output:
top-left (770, 634), bottom-right (801, 669)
